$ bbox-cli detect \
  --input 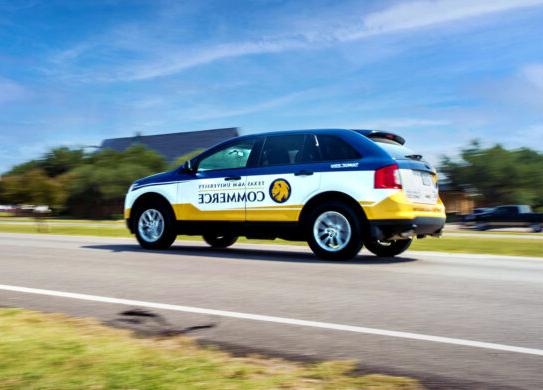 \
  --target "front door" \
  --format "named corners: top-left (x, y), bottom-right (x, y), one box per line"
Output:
top-left (176, 138), bottom-right (257, 221)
